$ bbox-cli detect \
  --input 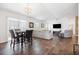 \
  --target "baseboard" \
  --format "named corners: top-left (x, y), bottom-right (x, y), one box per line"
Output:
top-left (0, 40), bottom-right (8, 44)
